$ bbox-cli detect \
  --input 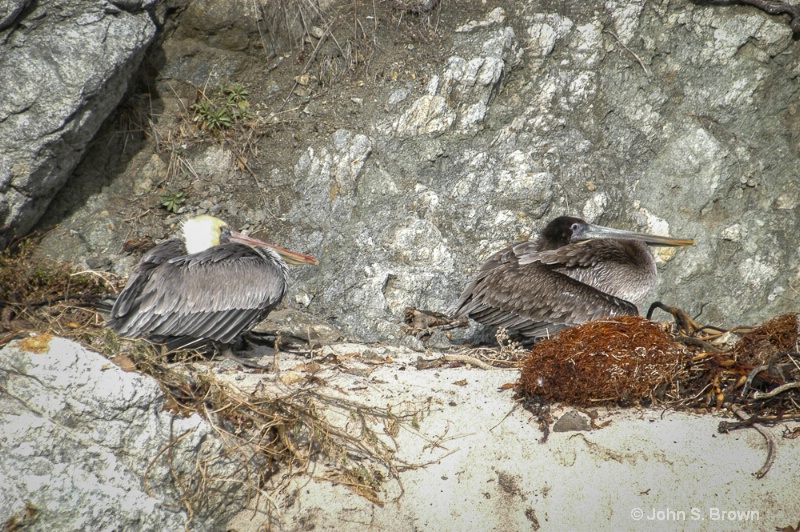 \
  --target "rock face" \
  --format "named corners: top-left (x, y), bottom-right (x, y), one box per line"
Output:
top-left (0, 0), bottom-right (156, 247)
top-left (31, 1), bottom-right (800, 343)
top-left (0, 337), bottom-right (249, 530)
top-left (285, 2), bottom-right (800, 342)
